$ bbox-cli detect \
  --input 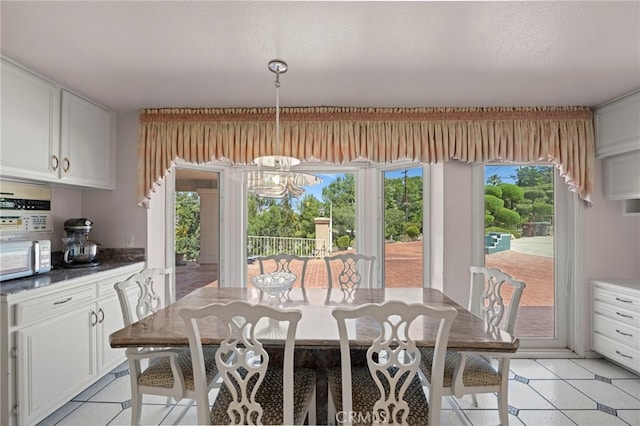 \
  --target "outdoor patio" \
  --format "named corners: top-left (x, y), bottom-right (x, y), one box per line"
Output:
top-left (175, 237), bottom-right (554, 337)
